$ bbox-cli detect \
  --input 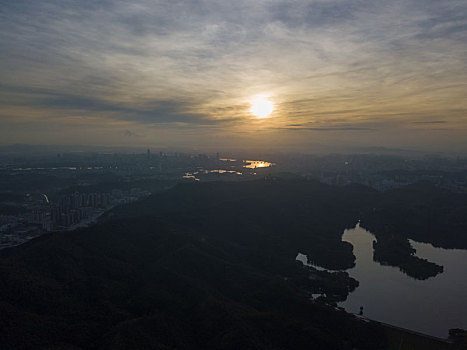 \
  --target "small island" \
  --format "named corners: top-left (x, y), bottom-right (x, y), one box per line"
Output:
top-left (371, 235), bottom-right (444, 280)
